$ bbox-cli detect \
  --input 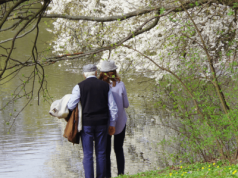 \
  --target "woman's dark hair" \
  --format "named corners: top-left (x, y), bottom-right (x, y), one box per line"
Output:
top-left (98, 70), bottom-right (120, 87)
